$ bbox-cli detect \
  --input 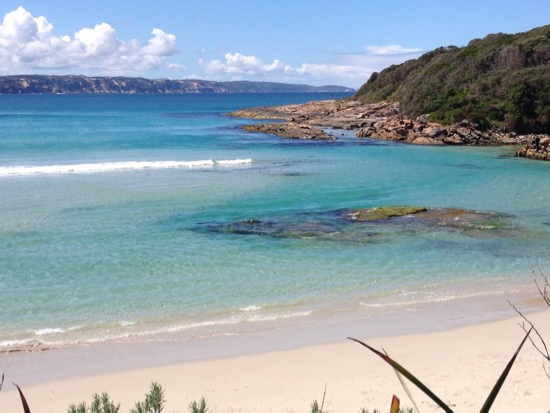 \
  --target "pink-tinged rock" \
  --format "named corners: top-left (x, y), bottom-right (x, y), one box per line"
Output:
top-left (411, 136), bottom-right (444, 145)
